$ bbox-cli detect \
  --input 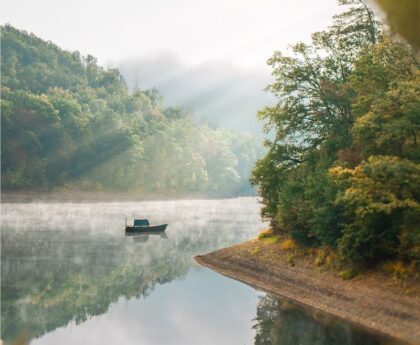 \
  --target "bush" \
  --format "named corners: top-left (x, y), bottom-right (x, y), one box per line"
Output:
top-left (280, 239), bottom-right (296, 251)
top-left (331, 156), bottom-right (420, 263)
top-left (339, 268), bottom-right (358, 280)
top-left (257, 229), bottom-right (274, 239)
